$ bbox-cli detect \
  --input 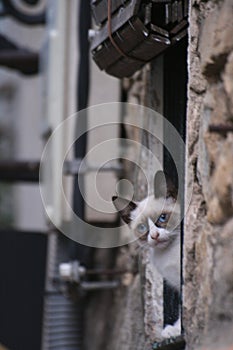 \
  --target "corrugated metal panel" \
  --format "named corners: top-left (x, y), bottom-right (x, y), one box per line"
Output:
top-left (42, 293), bottom-right (83, 350)
top-left (42, 229), bottom-right (84, 350)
